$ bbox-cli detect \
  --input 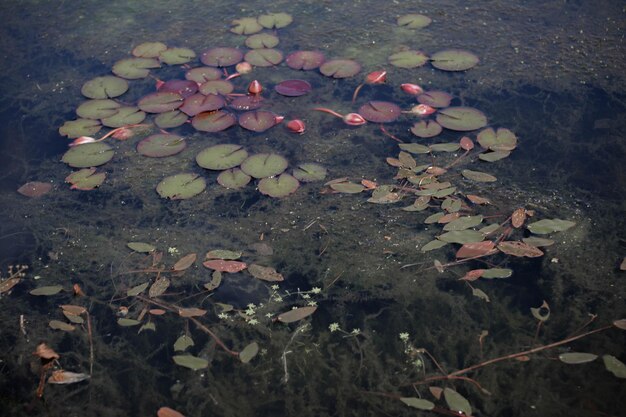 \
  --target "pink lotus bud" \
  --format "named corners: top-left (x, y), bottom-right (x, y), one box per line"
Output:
top-left (343, 113), bottom-right (367, 126)
top-left (365, 70), bottom-right (387, 85)
top-left (286, 119), bottom-right (306, 134)
top-left (273, 115), bottom-right (285, 125)
top-left (409, 104), bottom-right (436, 116)
top-left (69, 136), bottom-right (96, 147)
top-left (401, 83), bottom-right (424, 96)
top-left (248, 80), bottom-right (262, 95)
